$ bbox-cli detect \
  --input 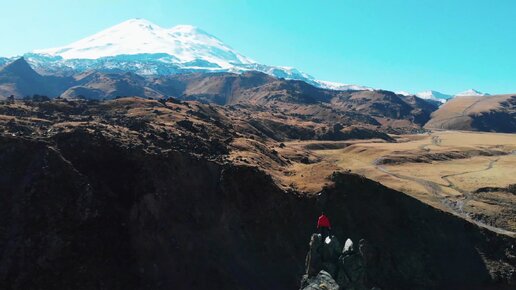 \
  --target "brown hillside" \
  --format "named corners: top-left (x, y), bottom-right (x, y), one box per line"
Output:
top-left (425, 94), bottom-right (516, 132)
top-left (0, 58), bottom-right (73, 98)
top-left (0, 58), bottom-right (439, 130)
